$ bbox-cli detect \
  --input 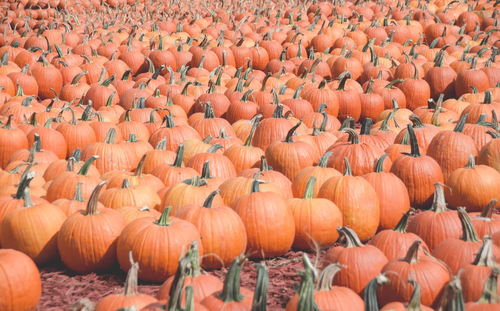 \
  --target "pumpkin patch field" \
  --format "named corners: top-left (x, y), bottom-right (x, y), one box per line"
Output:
top-left (1, 0), bottom-right (500, 309)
